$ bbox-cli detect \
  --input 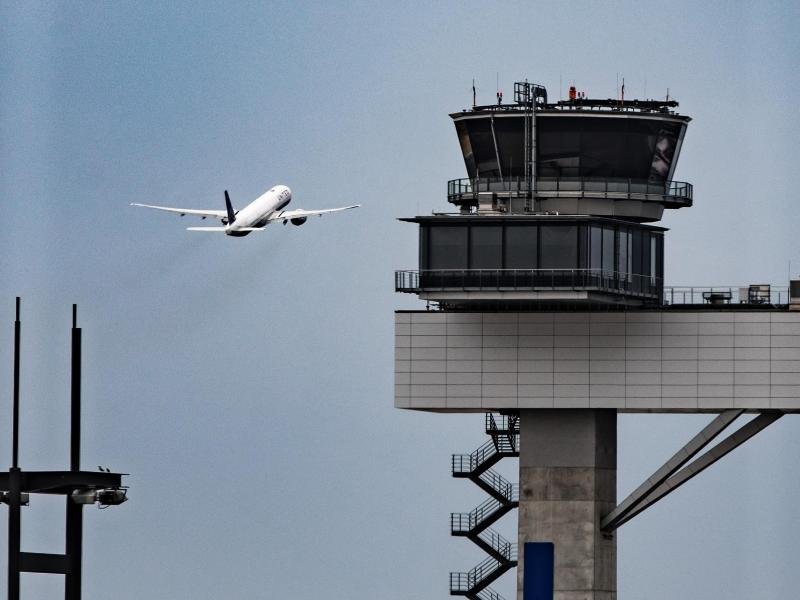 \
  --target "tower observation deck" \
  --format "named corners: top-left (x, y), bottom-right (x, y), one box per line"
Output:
top-left (398, 81), bottom-right (694, 309)
top-left (394, 79), bottom-right (798, 600)
top-left (449, 84), bottom-right (691, 220)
